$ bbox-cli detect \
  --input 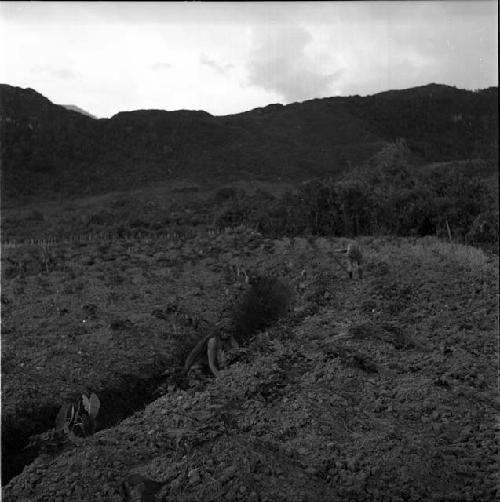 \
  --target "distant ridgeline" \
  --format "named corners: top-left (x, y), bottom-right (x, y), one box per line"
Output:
top-left (0, 83), bottom-right (497, 204)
